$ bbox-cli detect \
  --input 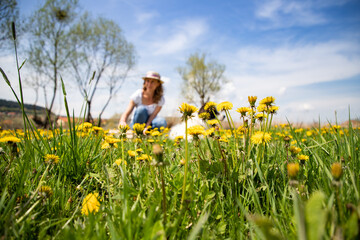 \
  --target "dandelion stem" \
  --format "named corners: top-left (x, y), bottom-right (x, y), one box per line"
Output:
top-left (181, 117), bottom-right (189, 209)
